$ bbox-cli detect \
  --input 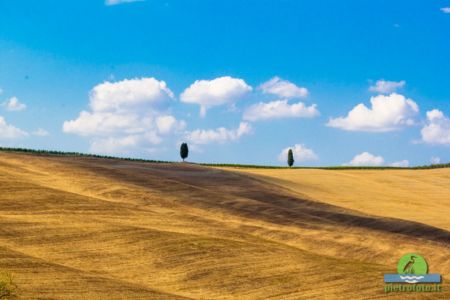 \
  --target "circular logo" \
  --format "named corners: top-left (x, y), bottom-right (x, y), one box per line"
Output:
top-left (397, 253), bottom-right (428, 275)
